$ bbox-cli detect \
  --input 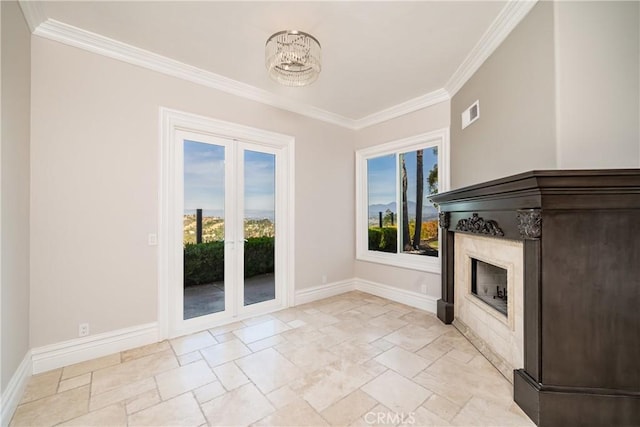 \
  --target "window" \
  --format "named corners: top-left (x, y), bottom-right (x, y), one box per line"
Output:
top-left (356, 129), bottom-right (449, 273)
